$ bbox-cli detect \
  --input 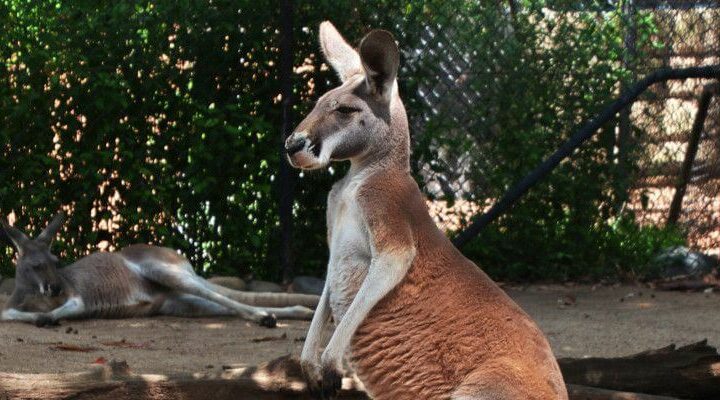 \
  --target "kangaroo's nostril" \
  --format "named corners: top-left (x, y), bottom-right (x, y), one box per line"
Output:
top-left (285, 135), bottom-right (307, 156)
top-left (50, 284), bottom-right (62, 297)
